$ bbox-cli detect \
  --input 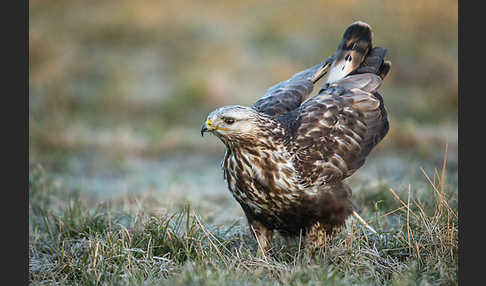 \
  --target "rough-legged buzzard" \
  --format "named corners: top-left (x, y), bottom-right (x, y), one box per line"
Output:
top-left (201, 21), bottom-right (391, 255)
